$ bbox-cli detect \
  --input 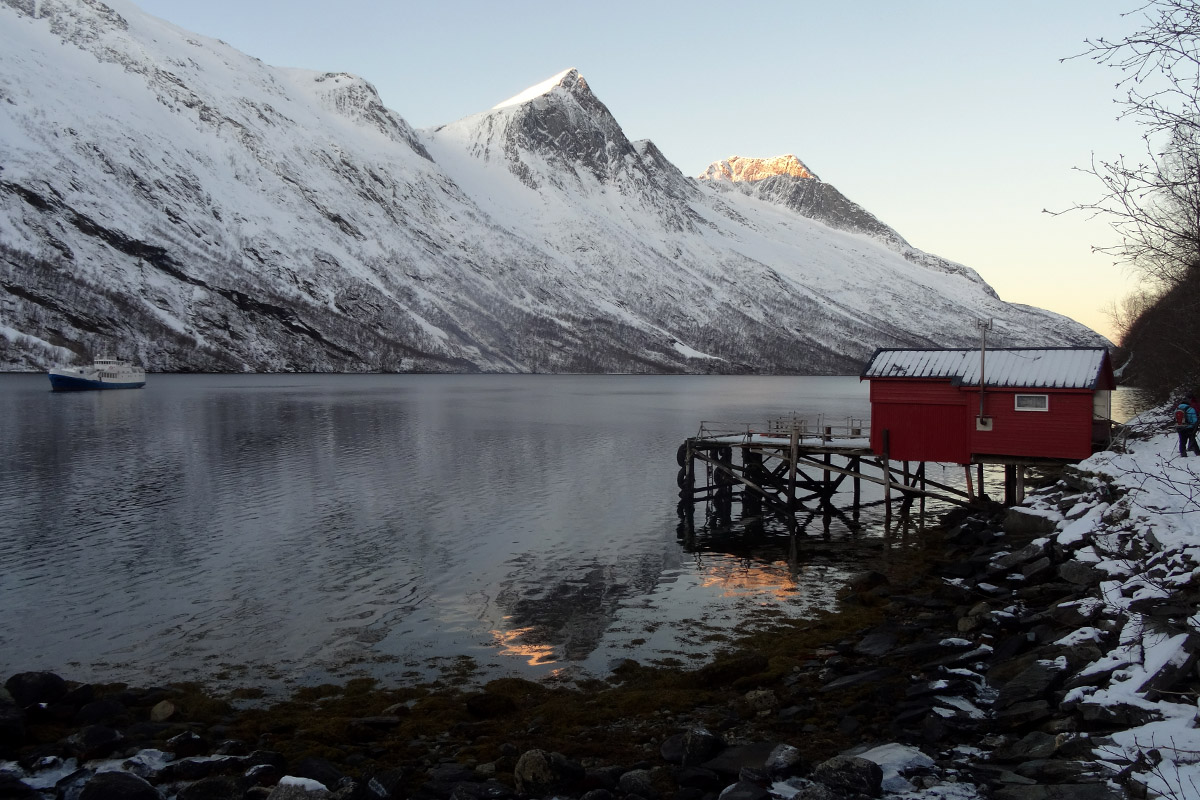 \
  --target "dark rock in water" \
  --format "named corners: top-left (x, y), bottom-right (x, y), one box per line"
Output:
top-left (738, 766), bottom-right (770, 786)
top-left (811, 755), bottom-right (883, 798)
top-left (681, 728), bottom-right (725, 767)
top-left (716, 780), bottom-right (770, 800)
top-left (0, 773), bottom-right (36, 798)
top-left (764, 743), bottom-right (805, 777)
top-left (68, 724), bottom-right (124, 760)
top-left (842, 571), bottom-right (889, 594)
top-left (78, 771), bottom-right (162, 800)
top-left (175, 776), bottom-right (241, 800)
top-left (55, 767), bottom-right (92, 799)
top-left (5, 672), bottom-right (68, 709)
